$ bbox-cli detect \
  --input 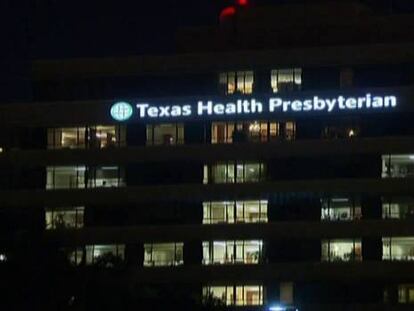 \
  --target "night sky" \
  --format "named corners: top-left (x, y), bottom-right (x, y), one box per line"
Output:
top-left (1, 0), bottom-right (414, 102)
